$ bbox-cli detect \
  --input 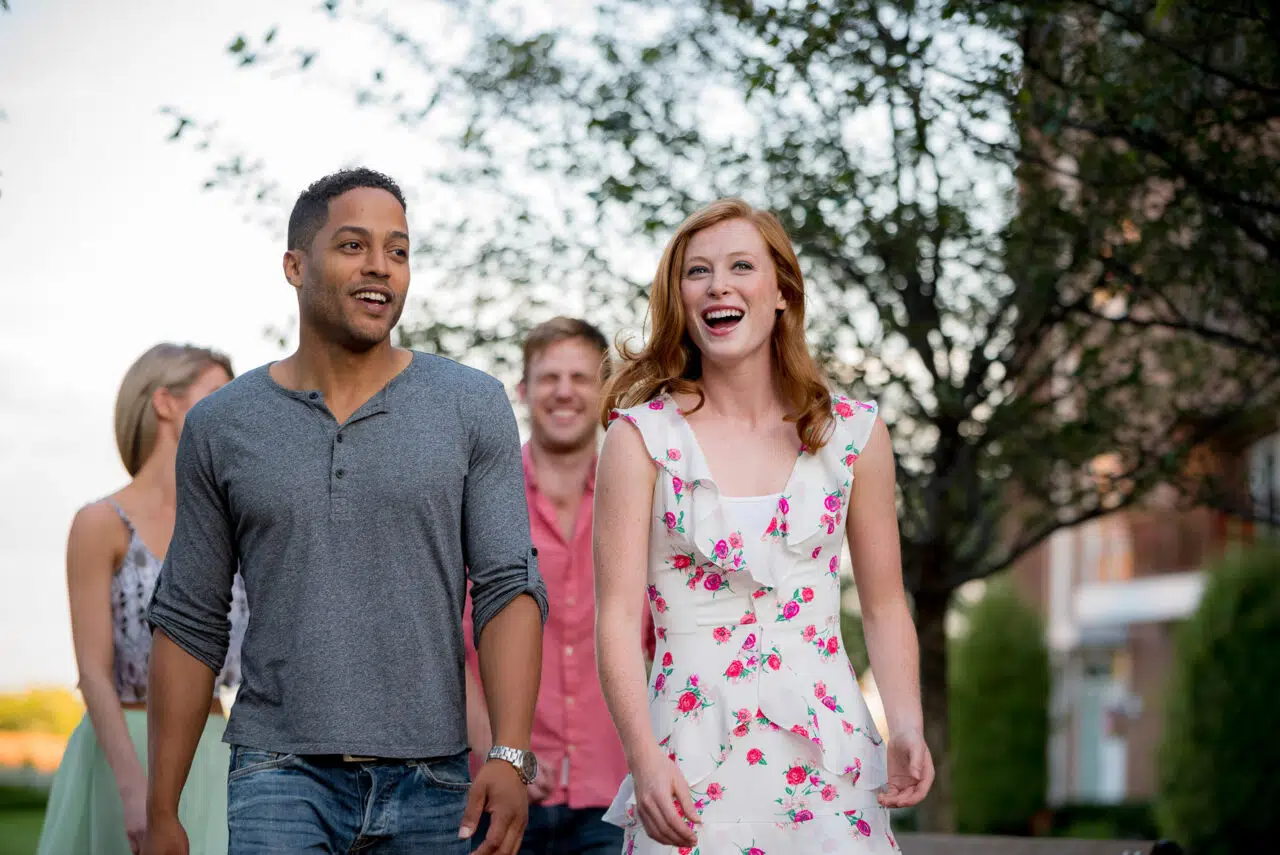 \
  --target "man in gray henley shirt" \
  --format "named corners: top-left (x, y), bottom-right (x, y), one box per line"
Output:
top-left (144, 168), bottom-right (547, 855)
